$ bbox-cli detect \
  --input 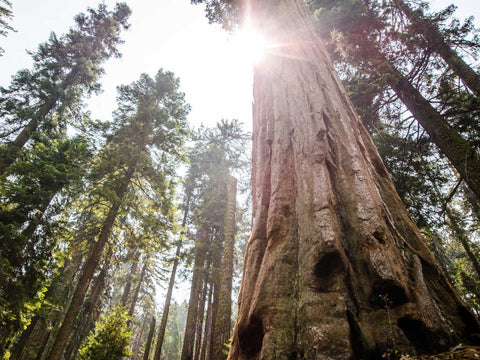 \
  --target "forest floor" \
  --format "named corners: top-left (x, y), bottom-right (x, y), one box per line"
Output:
top-left (412, 344), bottom-right (480, 359)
